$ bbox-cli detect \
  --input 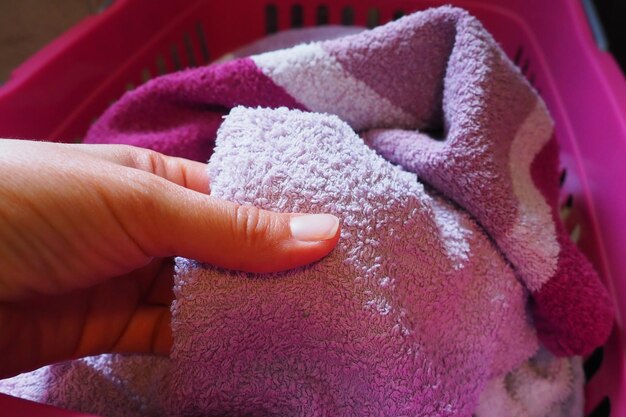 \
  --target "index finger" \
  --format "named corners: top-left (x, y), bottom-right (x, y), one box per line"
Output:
top-left (66, 143), bottom-right (211, 194)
